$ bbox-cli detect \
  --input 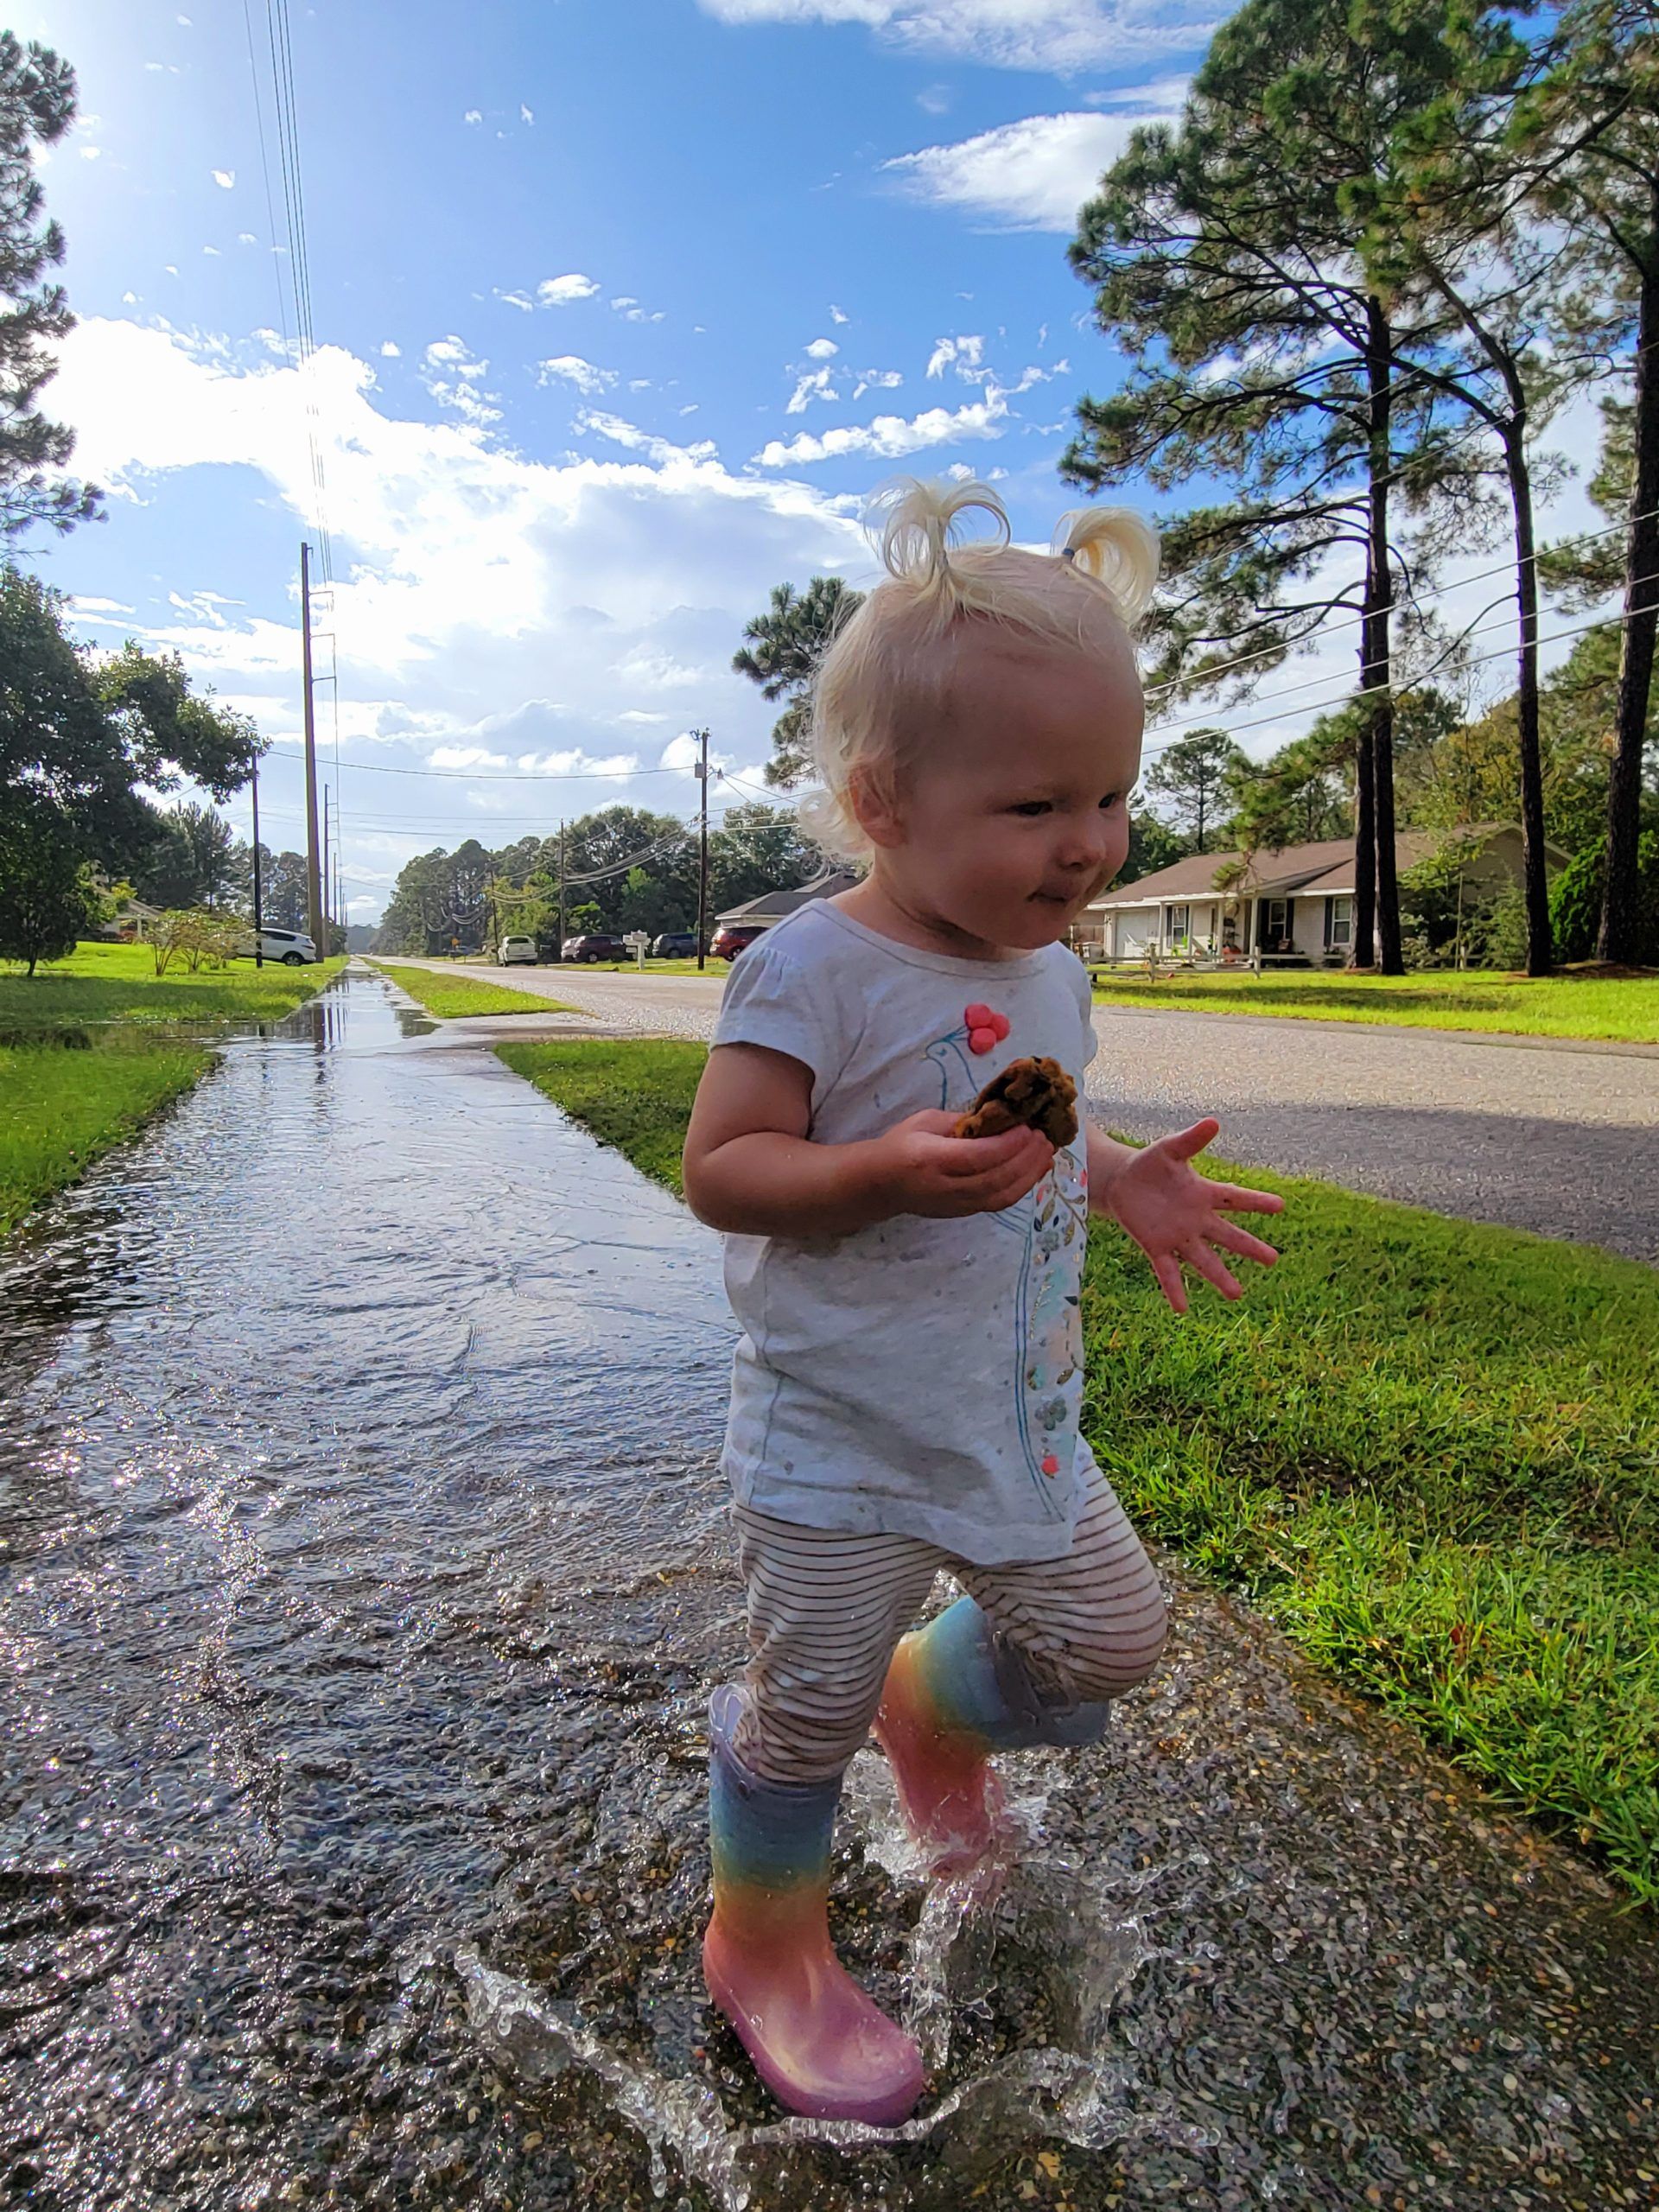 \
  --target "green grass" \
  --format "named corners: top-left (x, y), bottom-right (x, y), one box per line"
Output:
top-left (0, 939), bottom-right (345, 1235)
top-left (0, 1031), bottom-right (213, 1233)
top-left (1090, 964), bottom-right (1659, 1043)
top-left (370, 963), bottom-right (577, 1018)
top-left (0, 939), bottom-right (347, 1033)
top-left (498, 1034), bottom-right (1659, 1907)
top-left (496, 1038), bottom-right (704, 1192)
